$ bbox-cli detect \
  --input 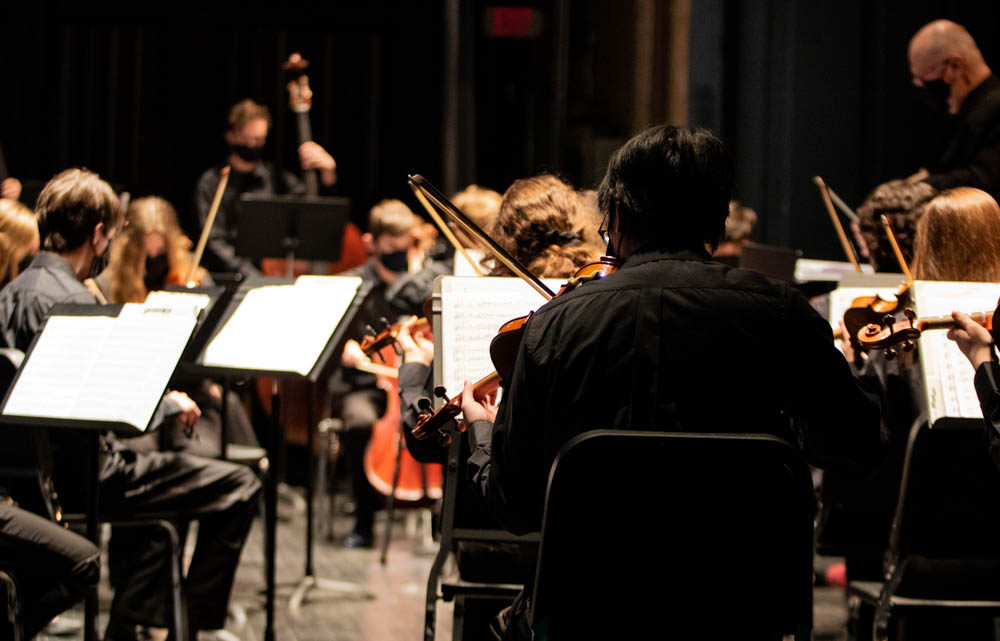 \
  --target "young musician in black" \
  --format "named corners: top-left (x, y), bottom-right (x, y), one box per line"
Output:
top-left (460, 125), bottom-right (887, 639)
